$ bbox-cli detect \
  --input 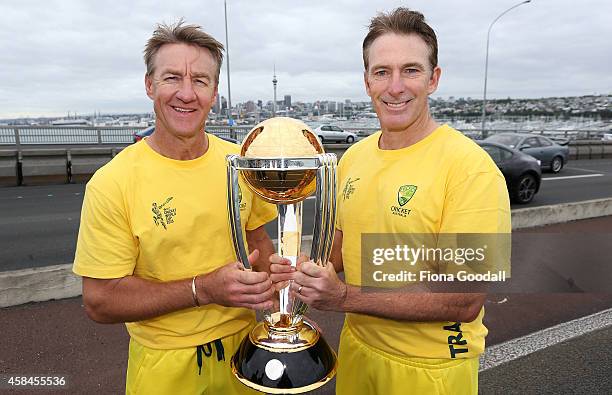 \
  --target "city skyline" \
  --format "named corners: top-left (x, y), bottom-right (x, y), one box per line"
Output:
top-left (1, 0), bottom-right (611, 118)
top-left (2, 94), bottom-right (608, 124)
